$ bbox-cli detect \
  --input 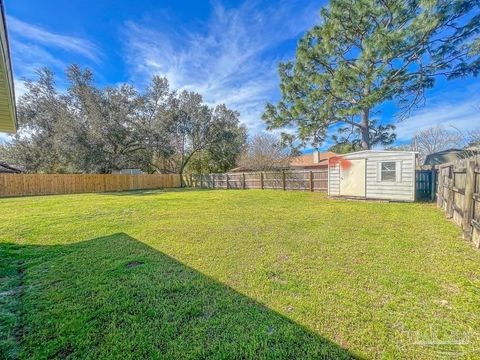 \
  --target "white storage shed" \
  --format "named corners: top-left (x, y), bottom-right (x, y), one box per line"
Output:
top-left (328, 150), bottom-right (417, 202)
